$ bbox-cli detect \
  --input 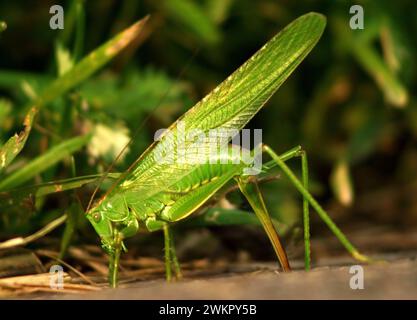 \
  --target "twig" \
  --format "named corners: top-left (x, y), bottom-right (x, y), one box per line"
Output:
top-left (36, 250), bottom-right (99, 287)
top-left (0, 215), bottom-right (67, 249)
